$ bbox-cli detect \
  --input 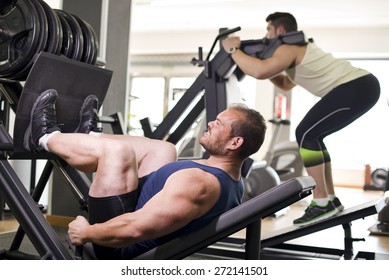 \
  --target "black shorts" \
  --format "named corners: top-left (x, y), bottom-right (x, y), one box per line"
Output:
top-left (87, 190), bottom-right (139, 259)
